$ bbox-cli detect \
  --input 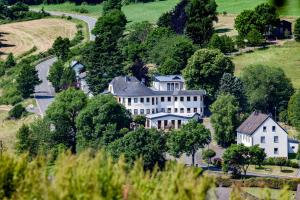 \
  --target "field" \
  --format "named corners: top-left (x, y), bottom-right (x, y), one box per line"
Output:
top-left (243, 187), bottom-right (296, 199)
top-left (0, 18), bottom-right (77, 59)
top-left (233, 41), bottom-right (300, 89)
